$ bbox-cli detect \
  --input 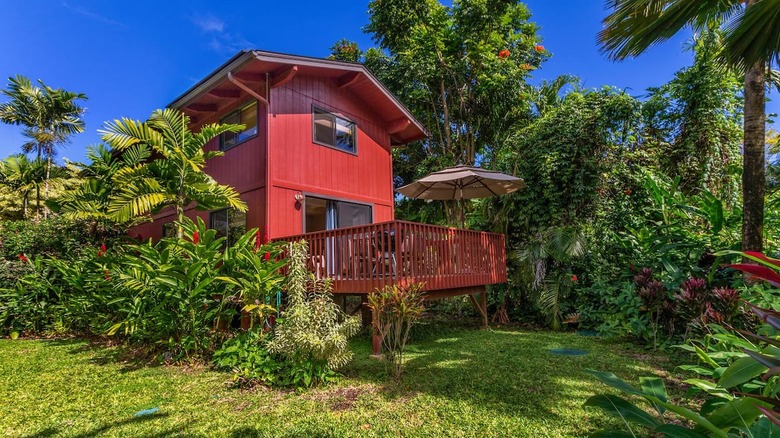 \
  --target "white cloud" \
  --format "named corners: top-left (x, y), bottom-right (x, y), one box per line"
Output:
top-left (192, 15), bottom-right (225, 33)
top-left (61, 1), bottom-right (126, 27)
top-left (190, 14), bottom-right (253, 54)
